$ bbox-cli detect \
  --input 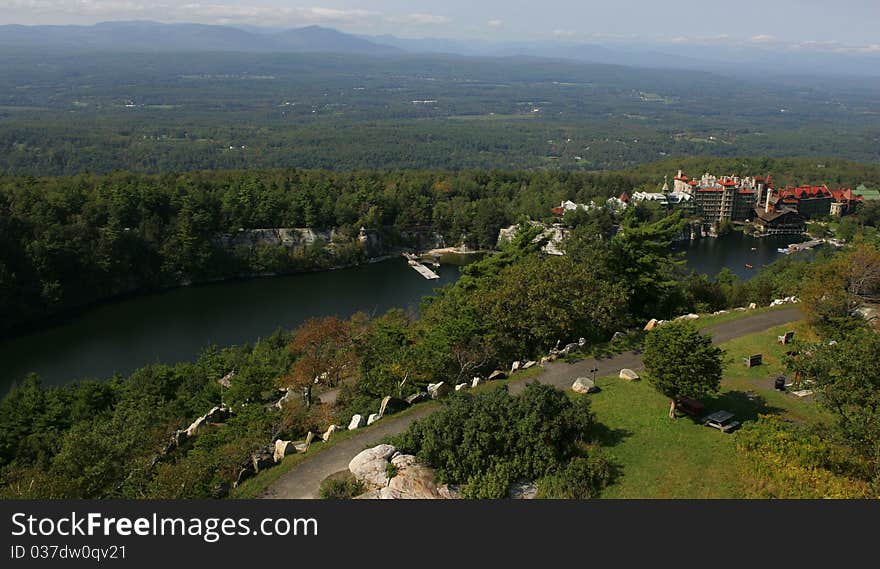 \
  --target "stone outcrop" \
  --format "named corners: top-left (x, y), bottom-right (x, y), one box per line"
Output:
top-left (185, 416), bottom-right (207, 438)
top-left (644, 319), bottom-right (659, 331)
top-left (204, 406), bottom-right (230, 423)
top-left (572, 377), bottom-right (598, 394)
top-left (215, 228), bottom-right (335, 254)
top-left (471, 377), bottom-right (482, 388)
top-left (349, 444), bottom-right (397, 488)
top-left (350, 446), bottom-right (456, 499)
top-left (522, 361), bottom-right (537, 370)
top-left (455, 383), bottom-right (468, 391)
top-left (488, 370), bottom-right (507, 381)
top-left (367, 413), bottom-right (381, 426)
